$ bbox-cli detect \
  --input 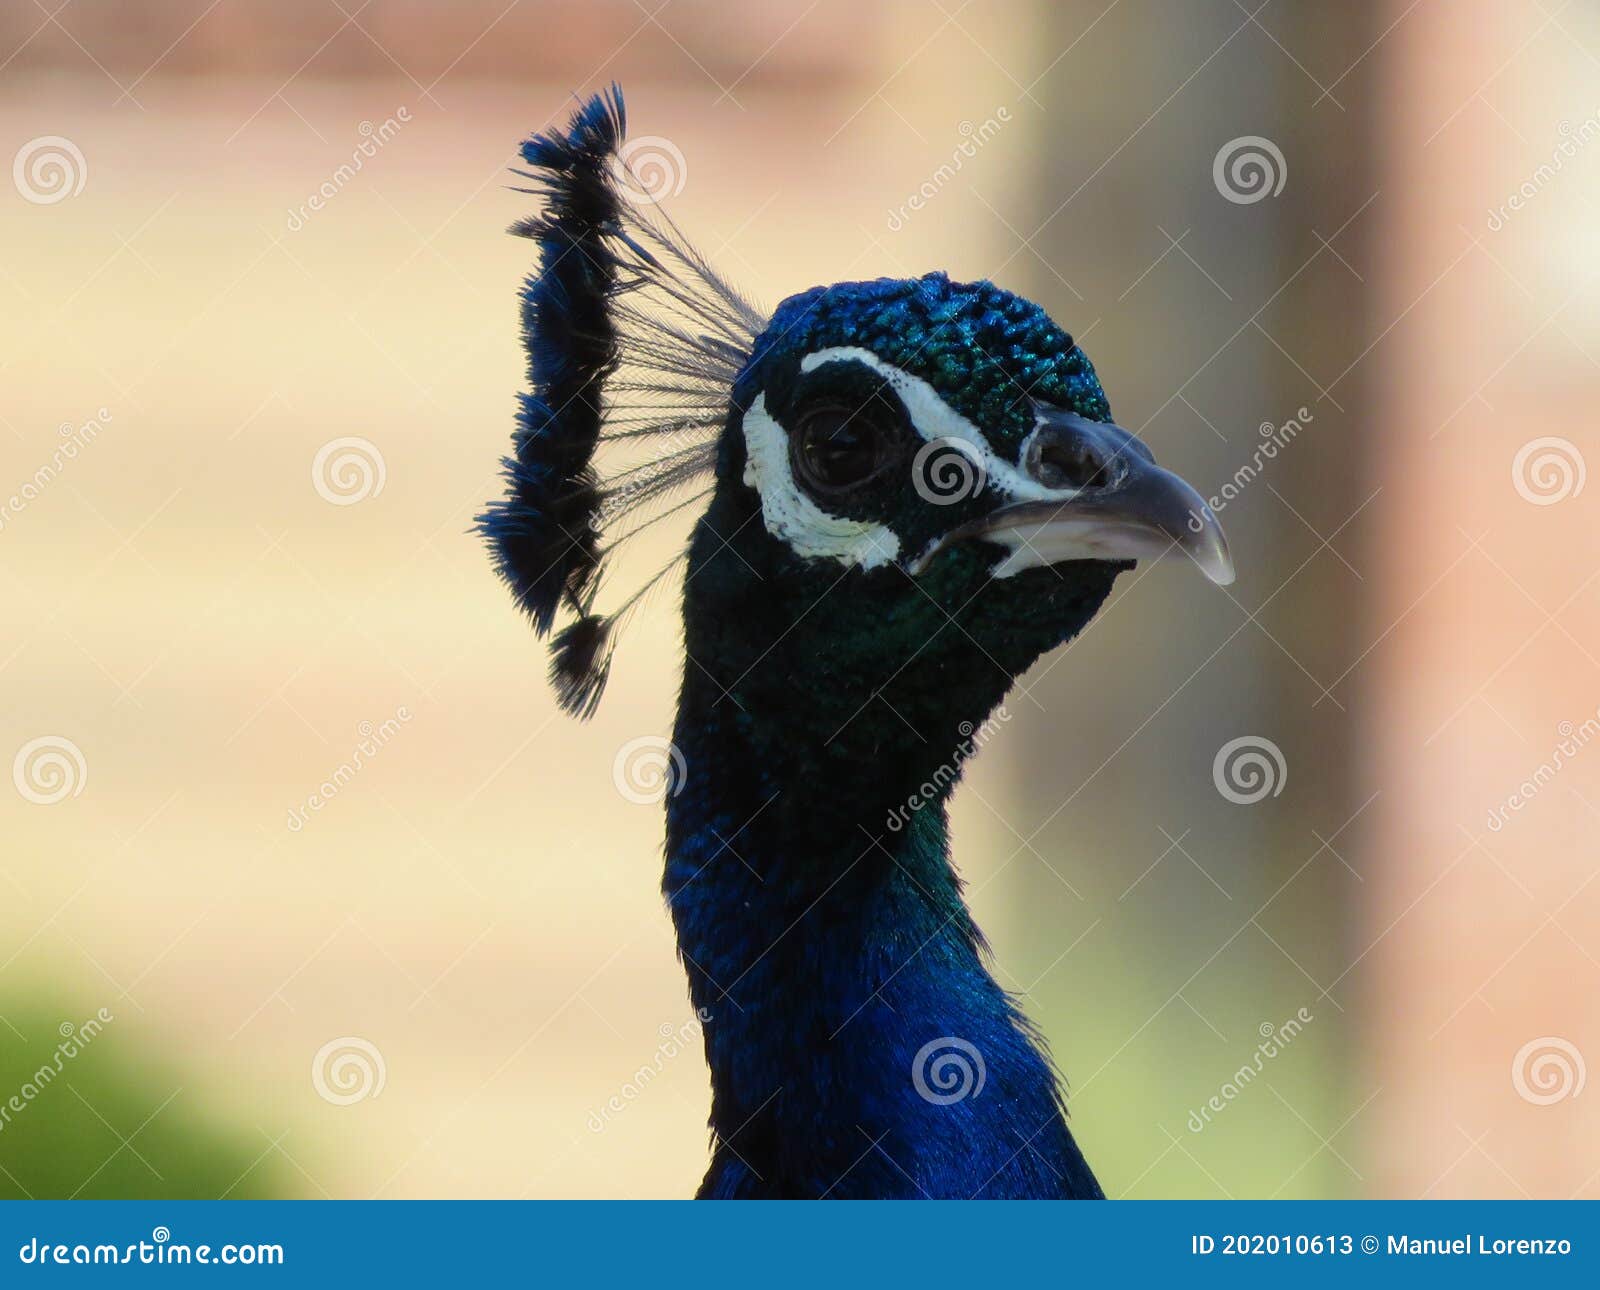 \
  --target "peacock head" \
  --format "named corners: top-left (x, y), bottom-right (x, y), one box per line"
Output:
top-left (481, 87), bottom-right (1231, 743)
top-left (692, 274), bottom-right (1231, 698)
